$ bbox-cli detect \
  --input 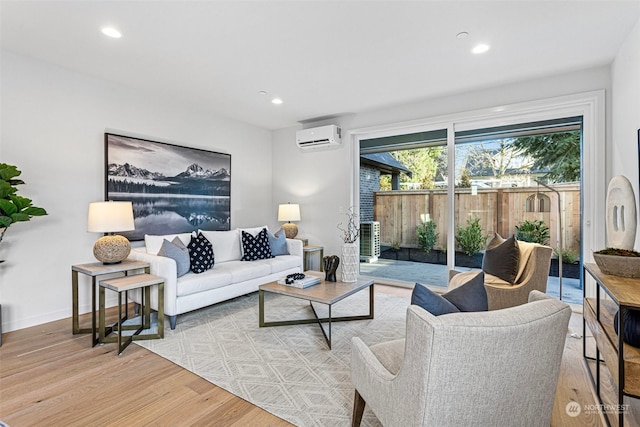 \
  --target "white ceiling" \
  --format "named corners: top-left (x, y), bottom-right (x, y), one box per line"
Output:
top-left (2, 1), bottom-right (639, 130)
